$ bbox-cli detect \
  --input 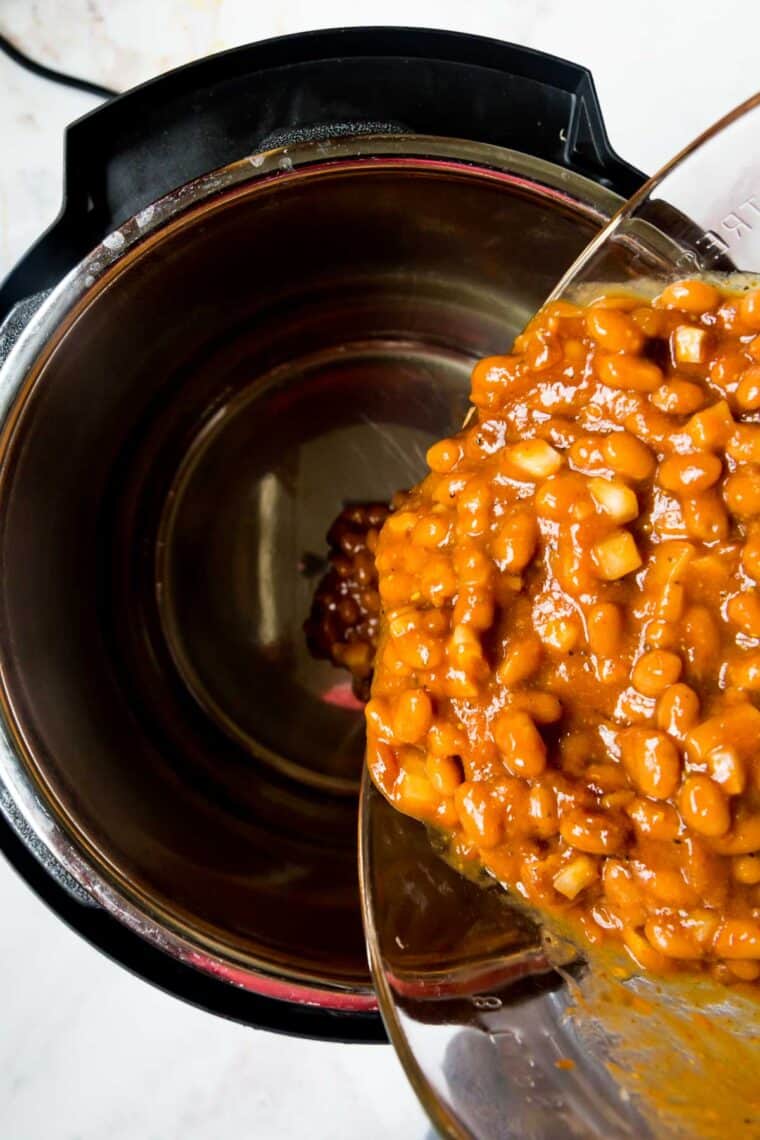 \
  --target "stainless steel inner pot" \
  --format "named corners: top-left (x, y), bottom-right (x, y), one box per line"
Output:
top-left (0, 136), bottom-right (622, 1010)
